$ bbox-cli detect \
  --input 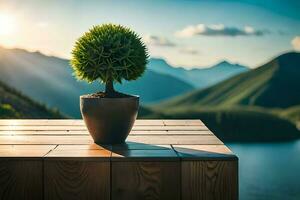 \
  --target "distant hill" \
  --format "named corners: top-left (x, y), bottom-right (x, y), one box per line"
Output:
top-left (143, 52), bottom-right (300, 141)
top-left (0, 80), bottom-right (63, 118)
top-left (139, 106), bottom-right (300, 141)
top-left (279, 105), bottom-right (300, 123)
top-left (0, 47), bottom-right (193, 117)
top-left (156, 52), bottom-right (300, 109)
top-left (148, 58), bottom-right (249, 88)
